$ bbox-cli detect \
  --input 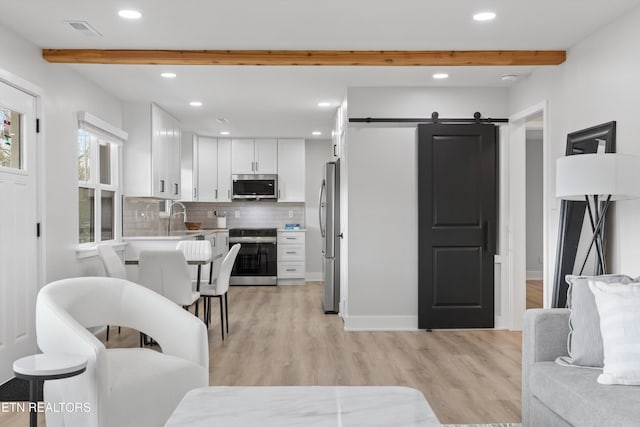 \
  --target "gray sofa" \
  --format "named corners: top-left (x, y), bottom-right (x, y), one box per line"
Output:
top-left (523, 309), bottom-right (640, 426)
